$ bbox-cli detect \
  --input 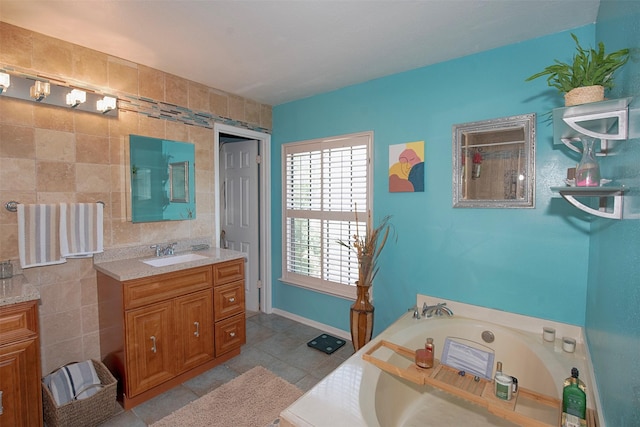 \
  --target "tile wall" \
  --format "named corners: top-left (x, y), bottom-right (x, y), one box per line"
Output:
top-left (0, 22), bottom-right (272, 374)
